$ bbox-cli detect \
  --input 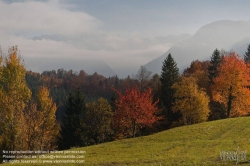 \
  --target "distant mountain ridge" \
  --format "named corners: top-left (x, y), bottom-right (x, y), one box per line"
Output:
top-left (144, 20), bottom-right (250, 74)
top-left (24, 57), bottom-right (117, 78)
top-left (30, 33), bottom-right (191, 78)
